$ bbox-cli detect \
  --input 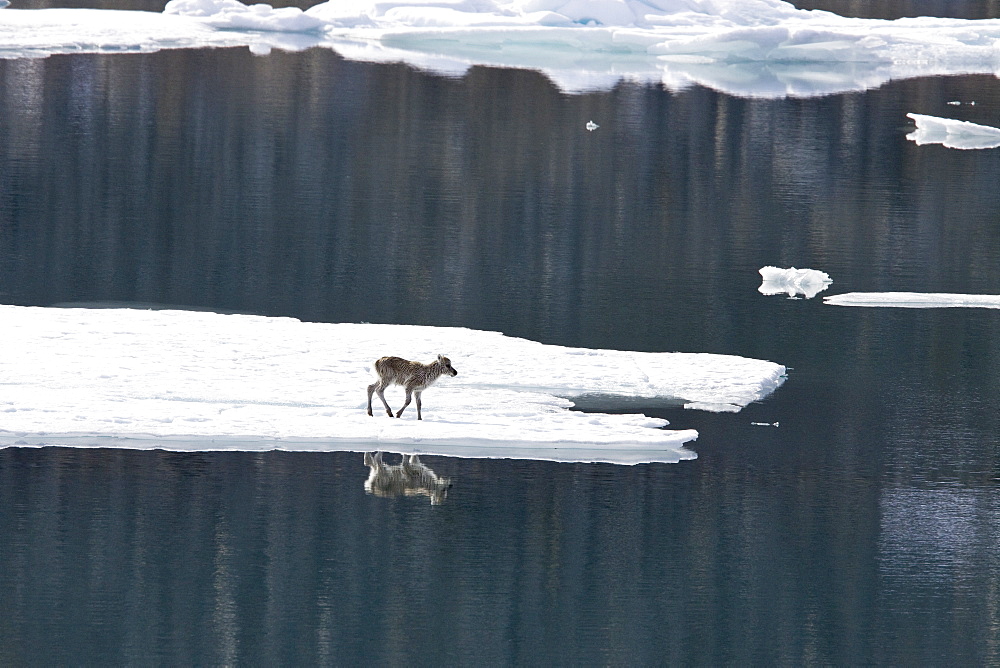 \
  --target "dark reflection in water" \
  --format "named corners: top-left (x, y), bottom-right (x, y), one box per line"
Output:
top-left (2, 41), bottom-right (1000, 665)
top-left (4, 50), bottom-right (1000, 356)
top-left (0, 445), bottom-right (997, 665)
